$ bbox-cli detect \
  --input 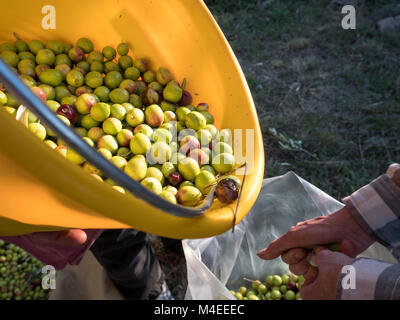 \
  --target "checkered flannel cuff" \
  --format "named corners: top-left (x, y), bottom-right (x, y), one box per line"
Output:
top-left (342, 165), bottom-right (400, 261)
